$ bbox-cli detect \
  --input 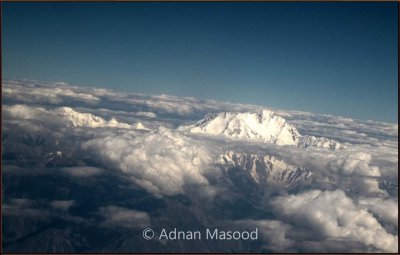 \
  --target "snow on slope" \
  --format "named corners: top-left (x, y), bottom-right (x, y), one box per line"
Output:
top-left (297, 135), bottom-right (342, 150)
top-left (187, 110), bottom-right (343, 150)
top-left (191, 110), bottom-right (301, 145)
top-left (56, 107), bottom-right (131, 128)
